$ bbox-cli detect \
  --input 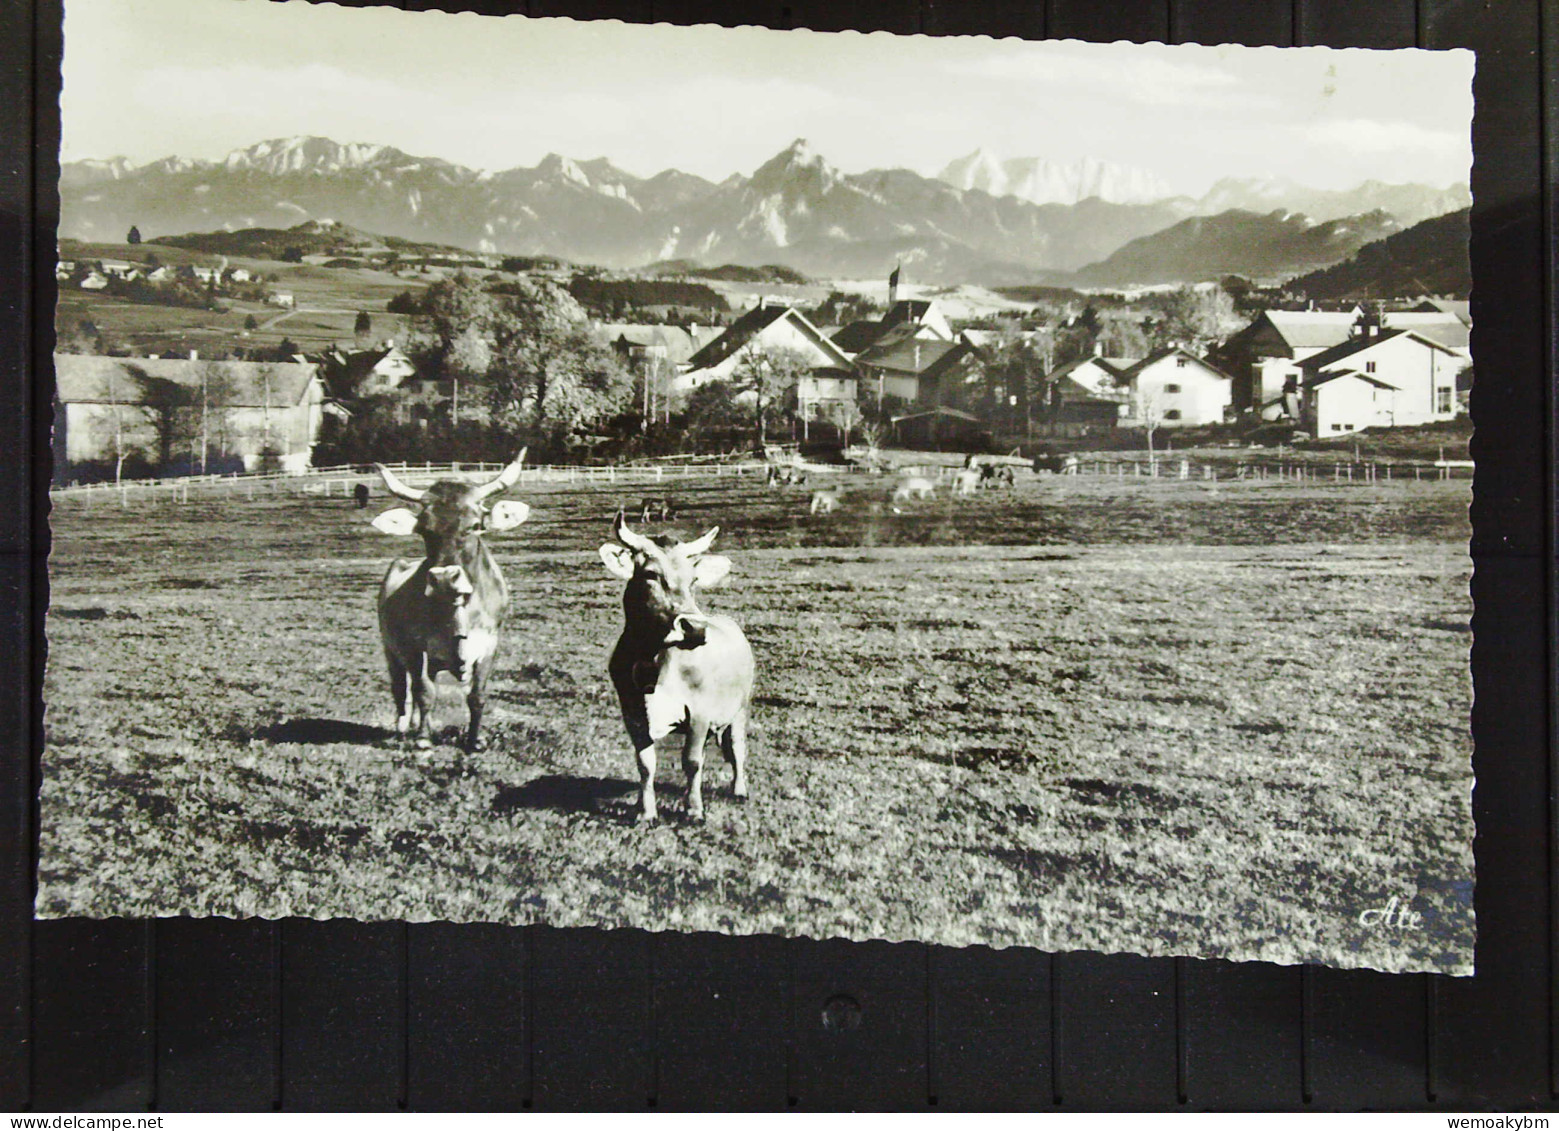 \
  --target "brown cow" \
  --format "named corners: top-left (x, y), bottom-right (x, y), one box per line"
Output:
top-left (639, 496), bottom-right (677, 523)
top-left (766, 465), bottom-right (807, 488)
top-left (371, 452), bottom-right (530, 751)
top-left (599, 516), bottom-right (755, 822)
